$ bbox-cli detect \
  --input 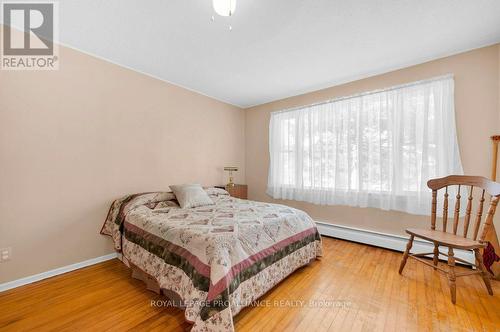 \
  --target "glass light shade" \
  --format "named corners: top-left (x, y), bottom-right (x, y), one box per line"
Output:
top-left (213, 0), bottom-right (236, 17)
